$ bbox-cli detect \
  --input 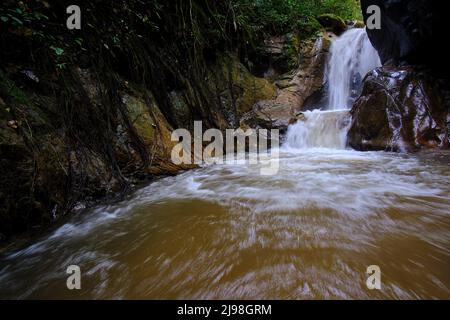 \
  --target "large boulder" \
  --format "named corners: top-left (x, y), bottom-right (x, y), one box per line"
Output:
top-left (352, 2), bottom-right (449, 152)
top-left (240, 100), bottom-right (293, 134)
top-left (348, 67), bottom-right (449, 152)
